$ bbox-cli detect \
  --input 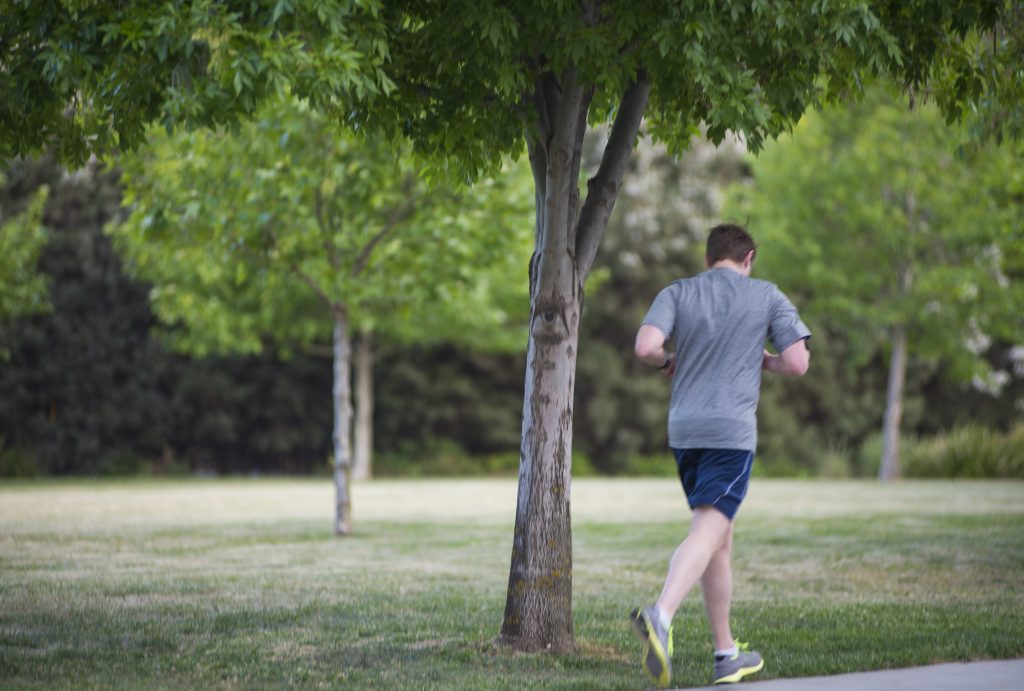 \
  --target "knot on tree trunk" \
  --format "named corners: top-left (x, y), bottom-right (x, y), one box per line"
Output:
top-left (531, 298), bottom-right (575, 345)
